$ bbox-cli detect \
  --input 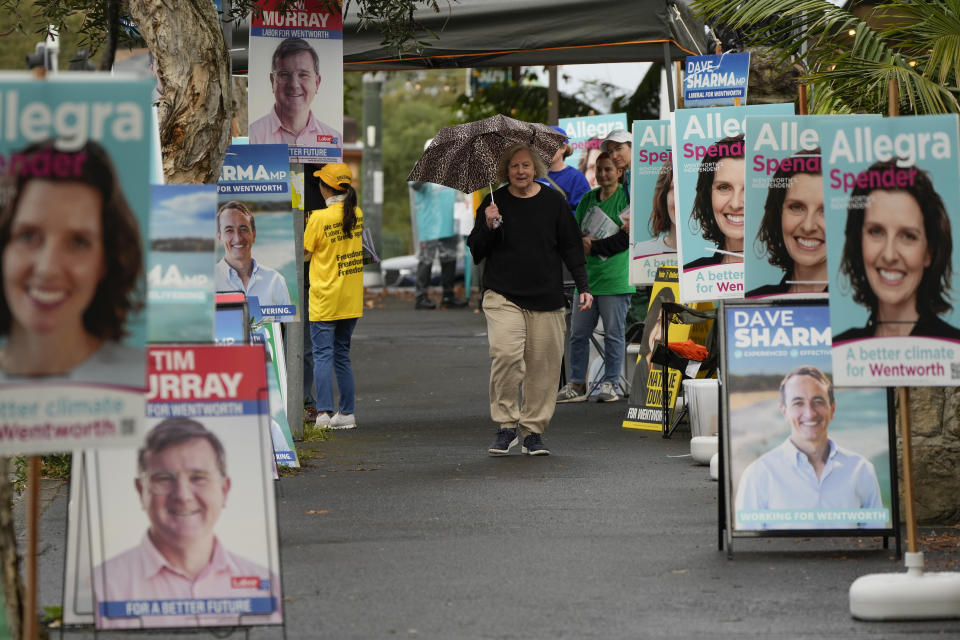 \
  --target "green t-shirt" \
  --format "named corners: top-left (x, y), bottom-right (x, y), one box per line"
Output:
top-left (575, 186), bottom-right (634, 296)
